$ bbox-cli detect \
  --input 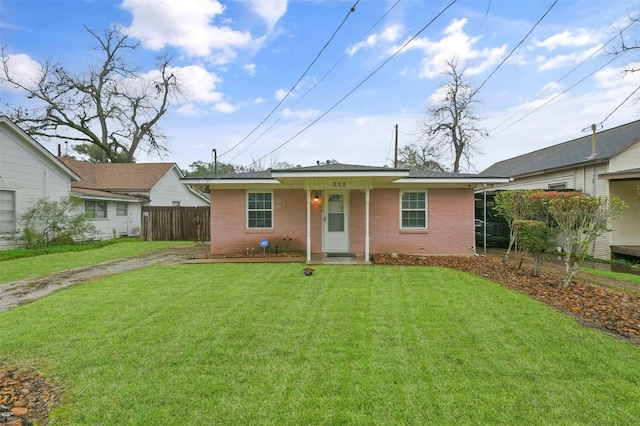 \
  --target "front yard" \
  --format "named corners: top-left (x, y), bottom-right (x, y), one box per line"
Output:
top-left (1, 261), bottom-right (639, 424)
